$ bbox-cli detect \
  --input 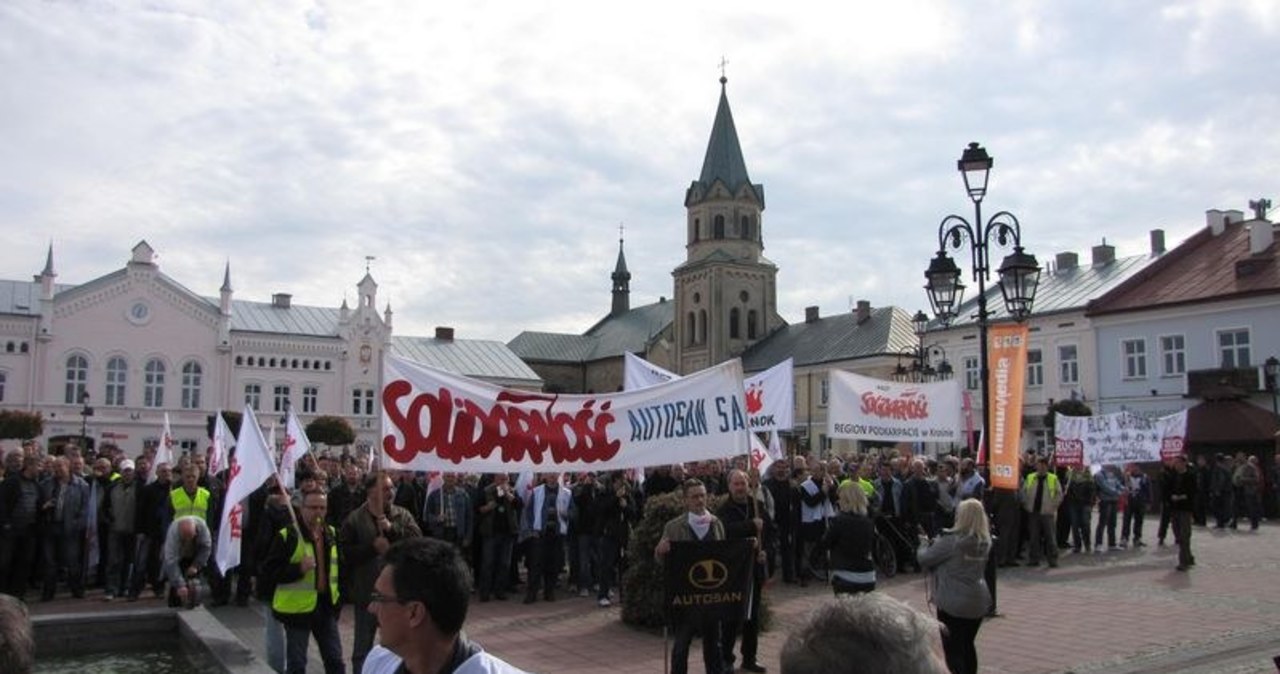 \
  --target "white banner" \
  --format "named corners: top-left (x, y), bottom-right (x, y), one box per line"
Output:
top-left (381, 355), bottom-right (751, 472)
top-left (1054, 410), bottom-right (1188, 467)
top-left (827, 371), bottom-right (963, 442)
top-left (279, 408), bottom-right (313, 489)
top-left (624, 353), bottom-right (794, 432)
